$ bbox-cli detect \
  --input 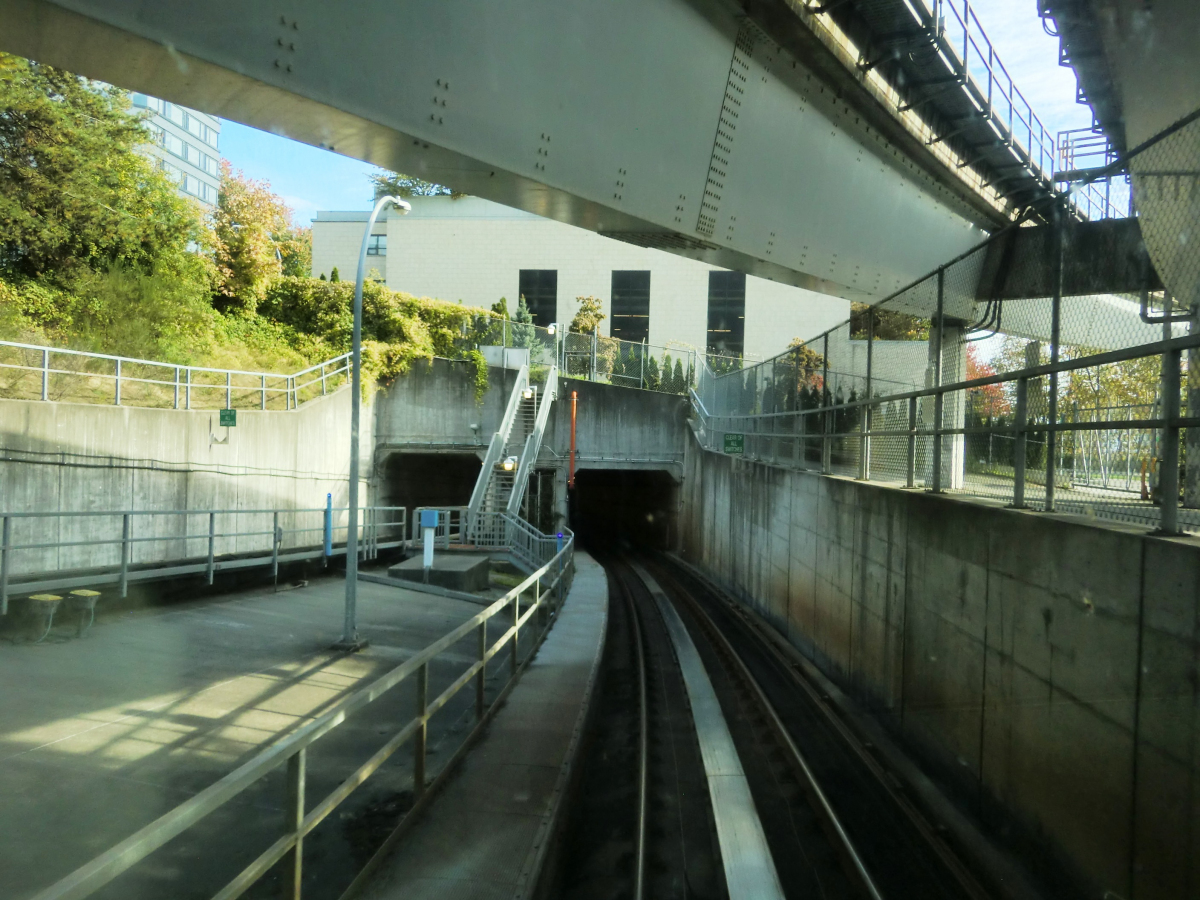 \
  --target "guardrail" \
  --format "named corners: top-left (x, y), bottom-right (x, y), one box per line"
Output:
top-left (27, 528), bottom-right (576, 900)
top-left (507, 365), bottom-right (558, 516)
top-left (0, 340), bottom-right (351, 411)
top-left (0, 505), bottom-right (406, 614)
top-left (466, 364), bottom-right (529, 530)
